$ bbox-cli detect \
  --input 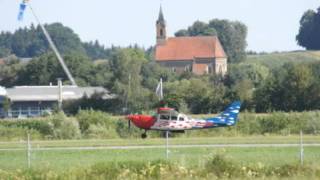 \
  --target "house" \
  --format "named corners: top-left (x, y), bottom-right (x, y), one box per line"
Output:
top-left (154, 7), bottom-right (228, 75)
top-left (0, 85), bottom-right (113, 118)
